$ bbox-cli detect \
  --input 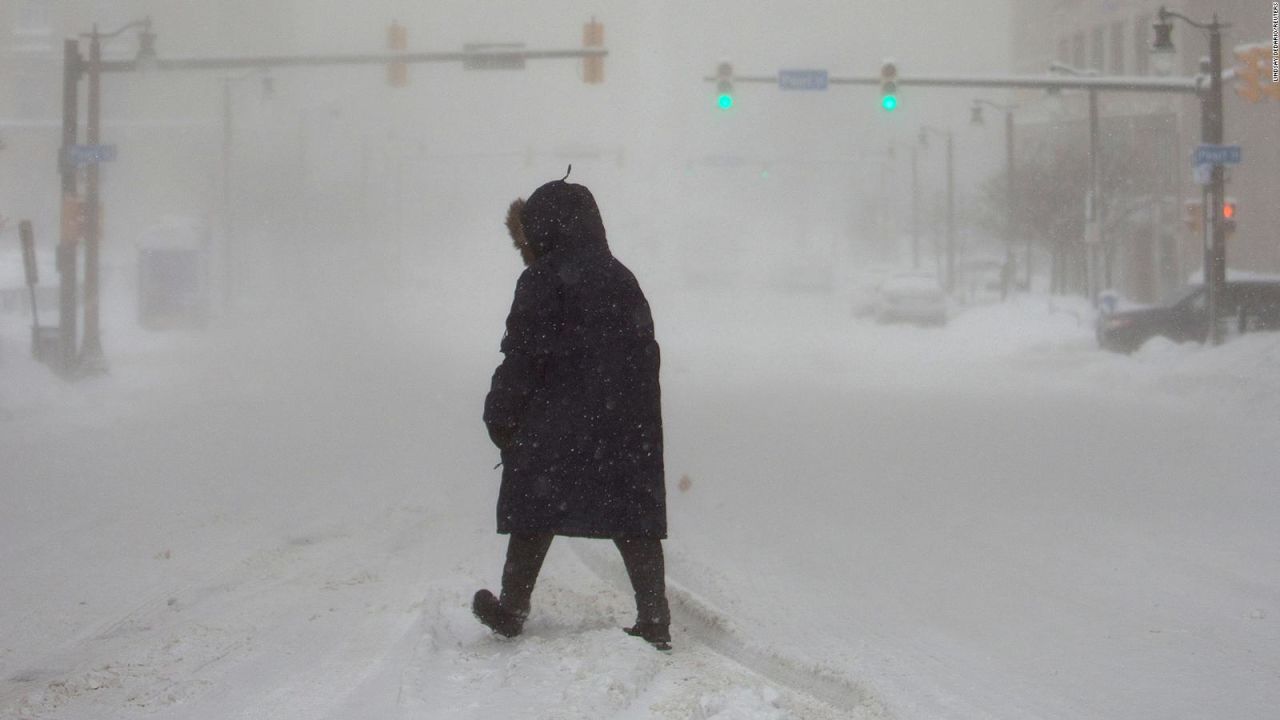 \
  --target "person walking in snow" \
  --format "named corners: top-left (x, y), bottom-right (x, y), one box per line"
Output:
top-left (475, 172), bottom-right (671, 651)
